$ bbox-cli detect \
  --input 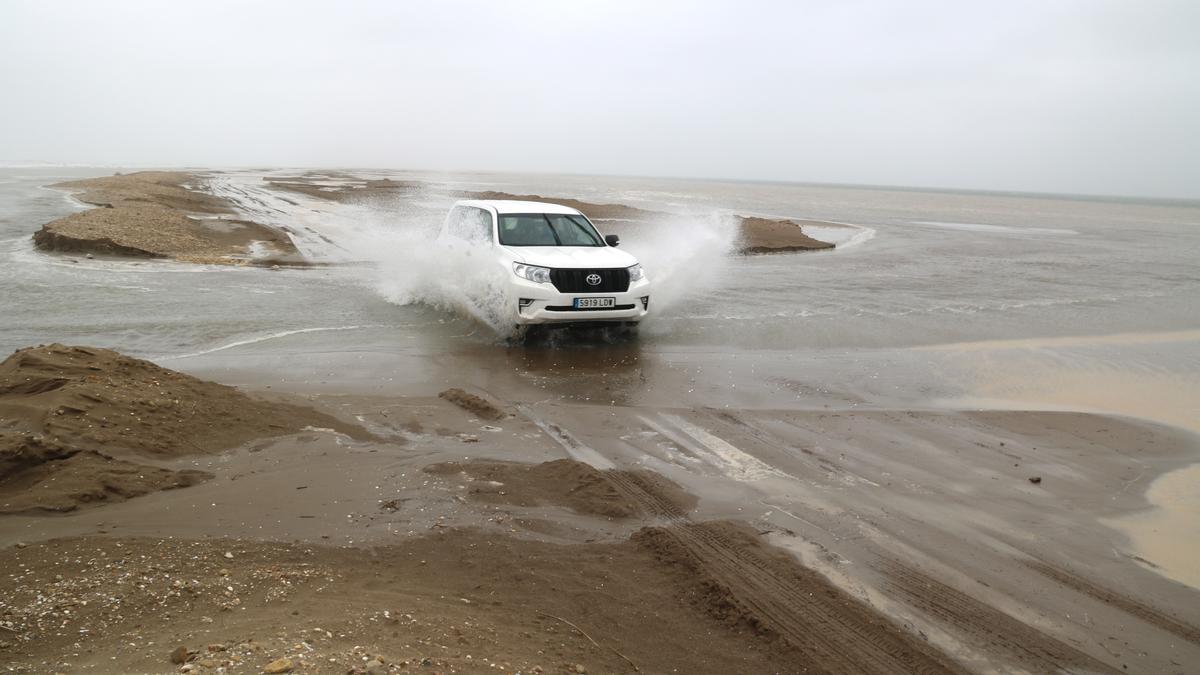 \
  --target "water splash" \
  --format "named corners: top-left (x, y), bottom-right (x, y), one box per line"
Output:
top-left (208, 172), bottom-right (738, 338)
top-left (618, 212), bottom-right (738, 322)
